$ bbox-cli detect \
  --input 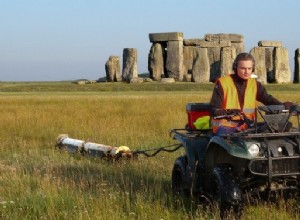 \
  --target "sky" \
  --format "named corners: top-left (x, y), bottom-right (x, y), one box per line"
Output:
top-left (1, 0), bottom-right (300, 82)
